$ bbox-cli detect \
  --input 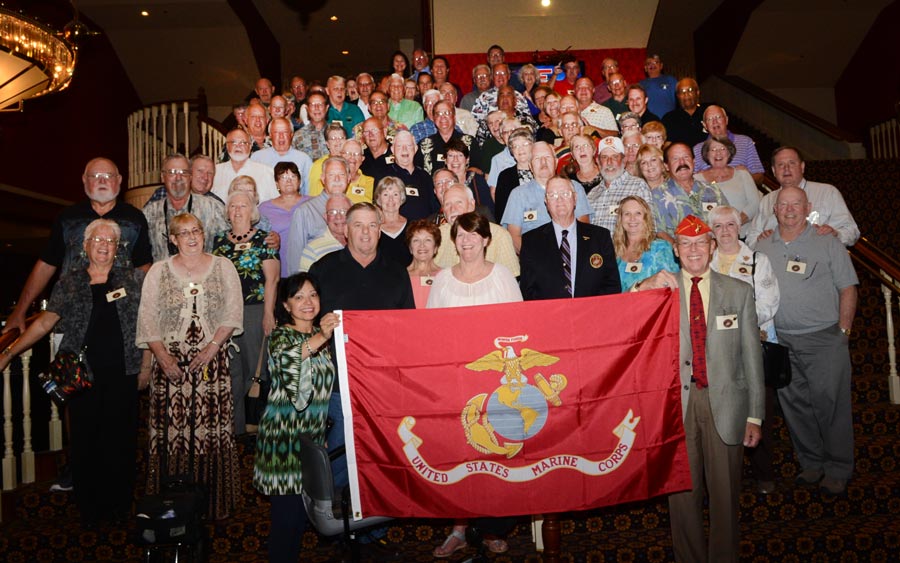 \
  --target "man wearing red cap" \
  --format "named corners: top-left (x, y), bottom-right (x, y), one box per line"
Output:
top-left (635, 215), bottom-right (764, 563)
